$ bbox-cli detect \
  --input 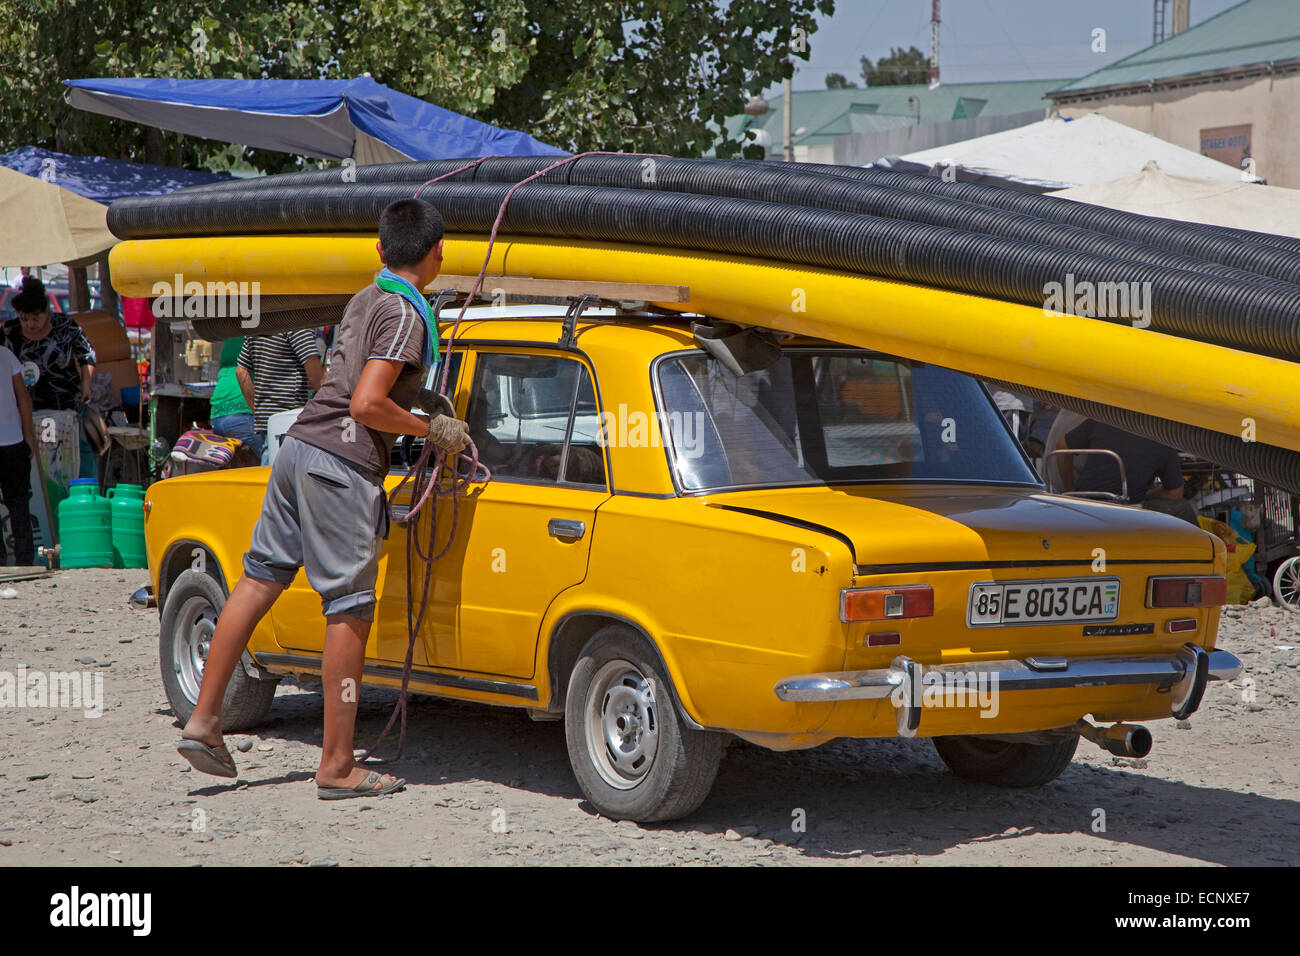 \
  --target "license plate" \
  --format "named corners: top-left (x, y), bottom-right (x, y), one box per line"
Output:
top-left (967, 577), bottom-right (1120, 627)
